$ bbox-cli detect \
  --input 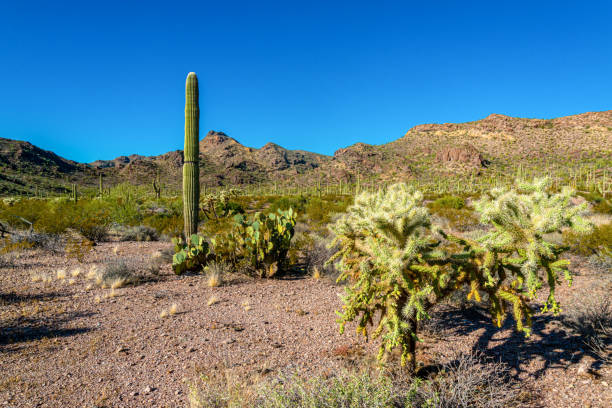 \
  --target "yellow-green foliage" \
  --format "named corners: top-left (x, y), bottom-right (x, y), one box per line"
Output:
top-left (304, 195), bottom-right (352, 226)
top-left (328, 178), bottom-right (592, 370)
top-left (430, 195), bottom-right (466, 210)
top-left (563, 222), bottom-right (612, 257)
